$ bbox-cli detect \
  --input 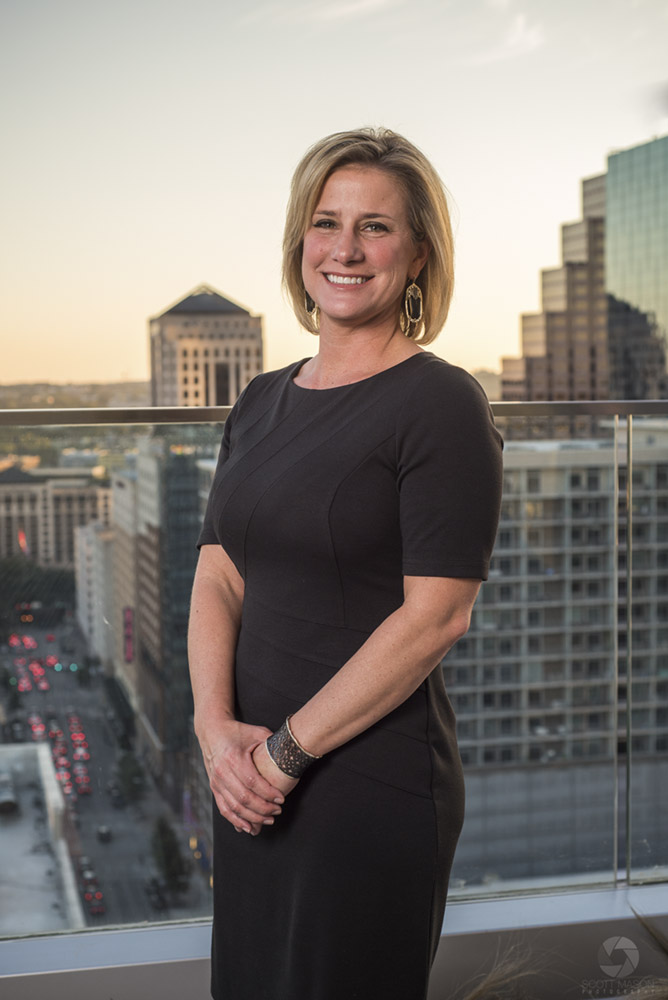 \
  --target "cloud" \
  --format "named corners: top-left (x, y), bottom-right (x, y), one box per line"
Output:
top-left (466, 12), bottom-right (545, 66)
top-left (308, 0), bottom-right (402, 21)
top-left (240, 0), bottom-right (404, 26)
